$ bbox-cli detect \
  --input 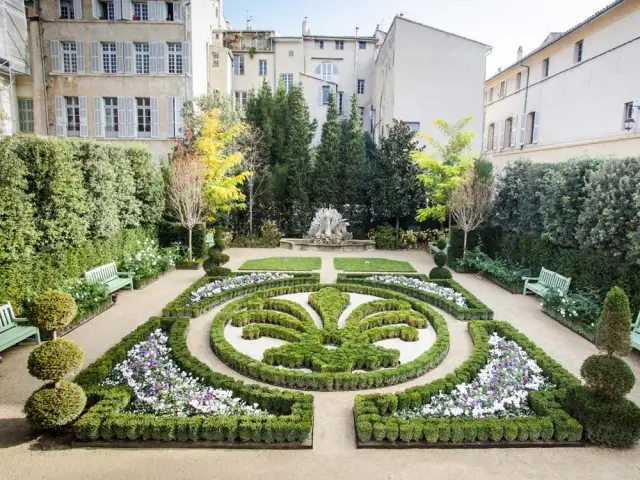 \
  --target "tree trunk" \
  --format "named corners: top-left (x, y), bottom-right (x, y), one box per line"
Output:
top-left (188, 227), bottom-right (193, 261)
top-left (395, 215), bottom-right (400, 243)
top-left (448, 213), bottom-right (452, 239)
top-left (52, 330), bottom-right (57, 340)
top-left (463, 230), bottom-right (468, 259)
top-left (248, 178), bottom-right (254, 236)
